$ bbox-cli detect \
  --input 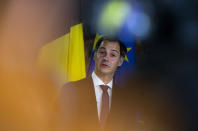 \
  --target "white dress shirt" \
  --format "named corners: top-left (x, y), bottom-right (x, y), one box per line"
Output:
top-left (91, 71), bottom-right (113, 119)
